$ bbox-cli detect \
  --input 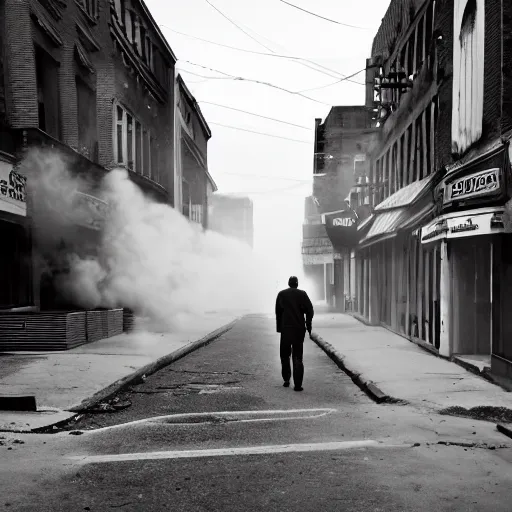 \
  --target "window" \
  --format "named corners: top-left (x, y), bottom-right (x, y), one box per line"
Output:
top-left (78, 0), bottom-right (98, 19)
top-left (113, 103), bottom-right (153, 178)
top-left (452, 0), bottom-right (484, 154)
top-left (191, 204), bottom-right (203, 225)
top-left (145, 36), bottom-right (153, 69)
top-left (35, 45), bottom-right (60, 139)
top-left (182, 180), bottom-right (190, 218)
top-left (76, 77), bottom-right (97, 161)
top-left (125, 9), bottom-right (133, 42)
